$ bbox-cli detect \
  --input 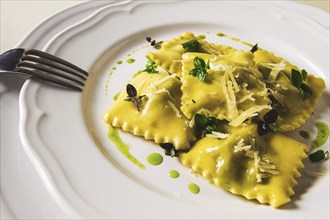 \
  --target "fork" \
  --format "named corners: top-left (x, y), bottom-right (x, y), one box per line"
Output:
top-left (0, 48), bottom-right (88, 91)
